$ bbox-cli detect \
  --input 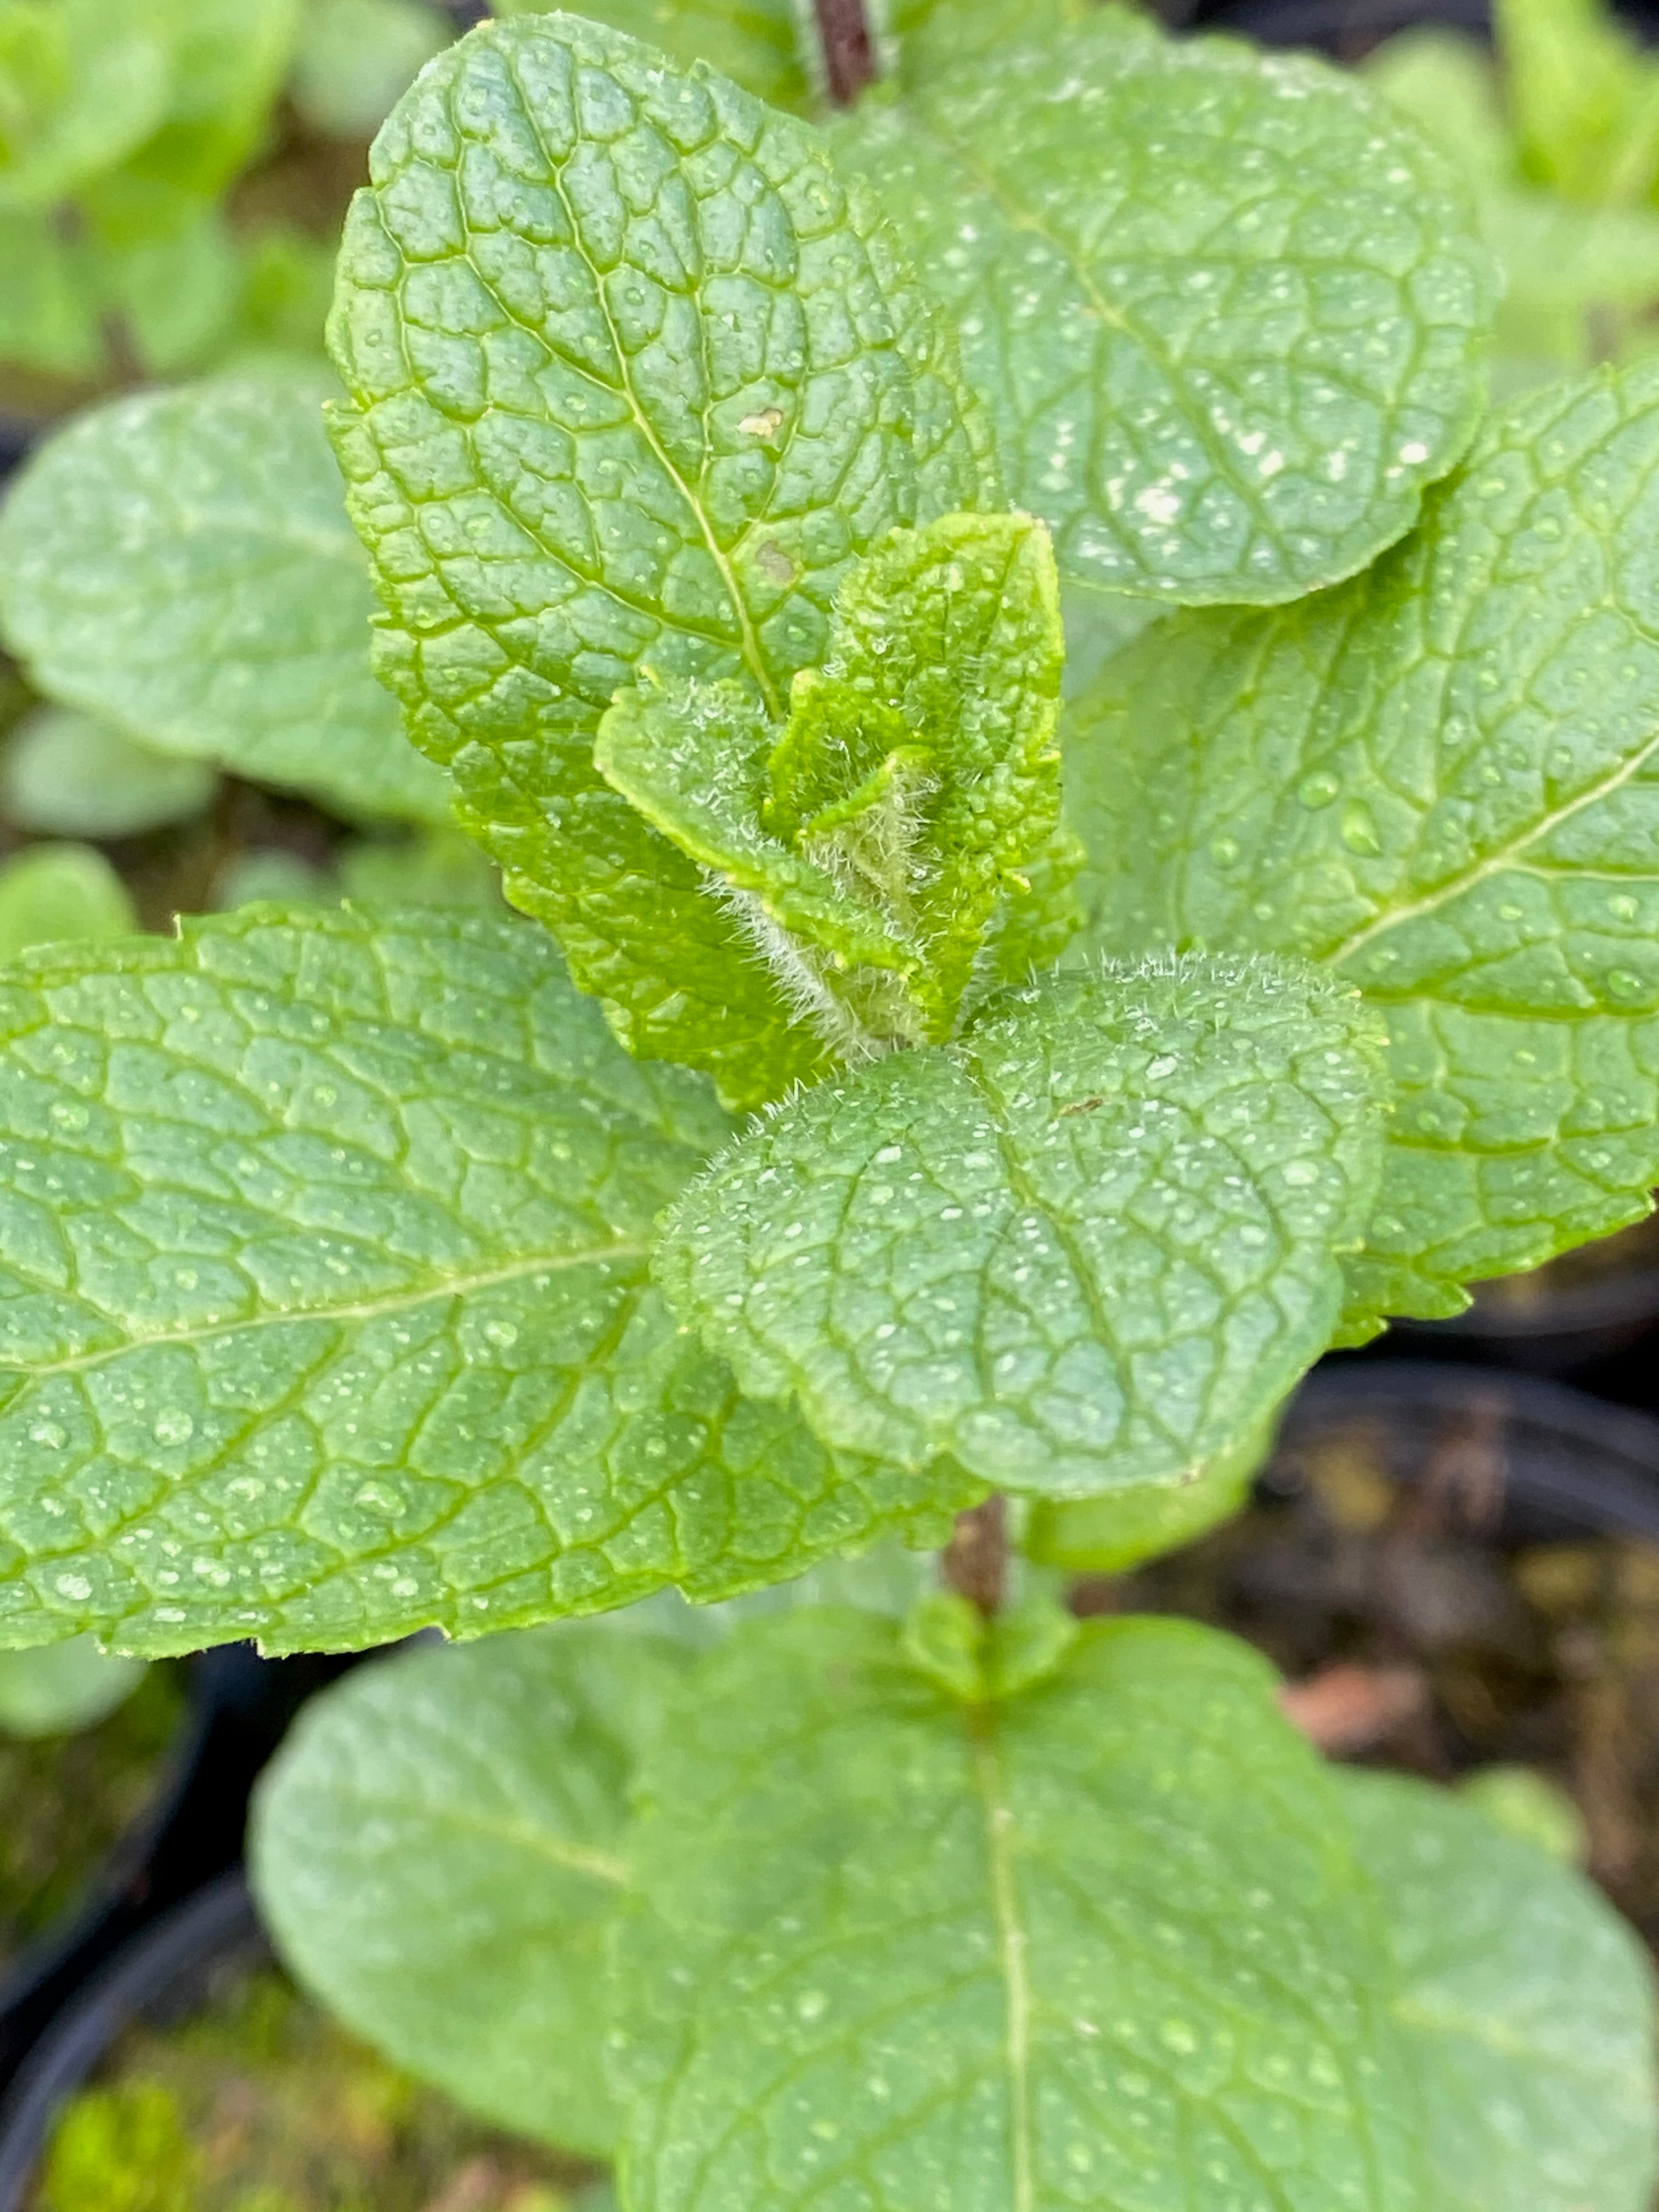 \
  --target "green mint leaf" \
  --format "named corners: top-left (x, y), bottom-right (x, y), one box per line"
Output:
top-left (0, 905), bottom-right (974, 1657)
top-left (0, 212), bottom-right (101, 379)
top-left (104, 0), bottom-right (302, 204)
top-left (492, 0), bottom-right (810, 113)
top-left (0, 844), bottom-right (136, 957)
top-left (0, 1635), bottom-right (145, 1738)
top-left (0, 370), bottom-right (450, 826)
top-left (290, 0), bottom-right (449, 142)
top-left (1496, 0), bottom-right (1659, 207)
top-left (1069, 356), bottom-right (1659, 1328)
top-left (1024, 1408), bottom-right (1274, 1572)
top-left (656, 956), bottom-right (1387, 1498)
top-left (0, 0), bottom-right (172, 210)
top-left (328, 12), bottom-right (998, 1108)
top-left (1337, 1768), bottom-right (1659, 2212)
top-left (88, 199), bottom-right (241, 377)
top-left (253, 1622), bottom-right (689, 2157)
top-left (611, 1610), bottom-right (1422, 2212)
top-left (832, 10), bottom-right (1496, 610)
top-left (2, 710), bottom-right (216, 844)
